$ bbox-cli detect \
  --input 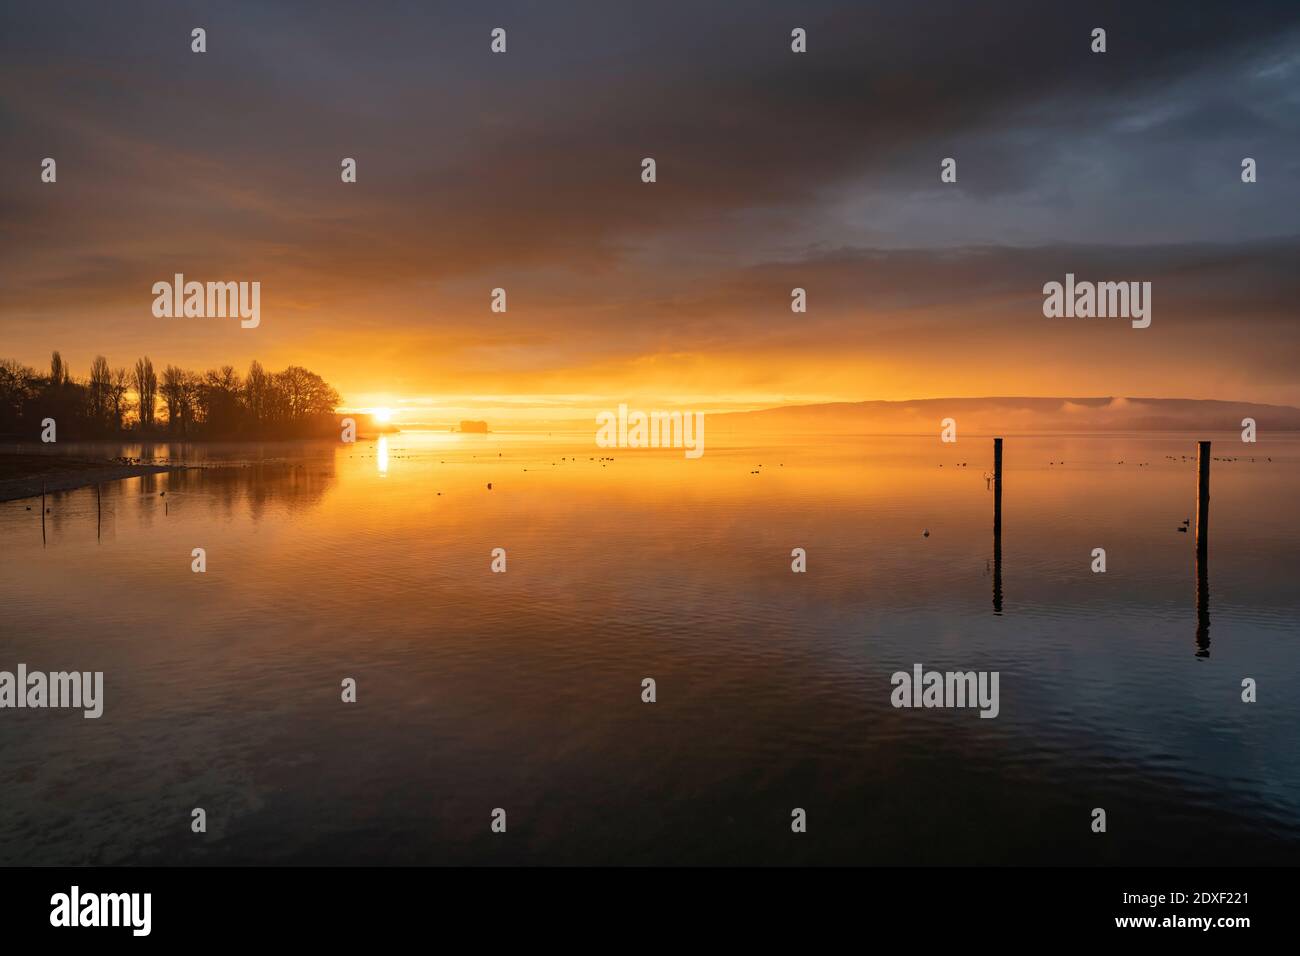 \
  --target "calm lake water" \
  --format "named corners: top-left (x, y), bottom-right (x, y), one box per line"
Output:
top-left (1, 431), bottom-right (1298, 865)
